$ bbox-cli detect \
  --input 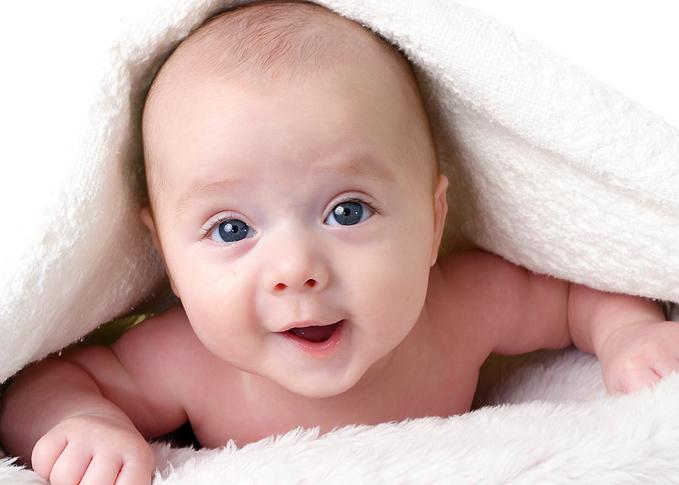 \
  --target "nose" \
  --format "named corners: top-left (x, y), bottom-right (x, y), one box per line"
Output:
top-left (262, 226), bottom-right (329, 294)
